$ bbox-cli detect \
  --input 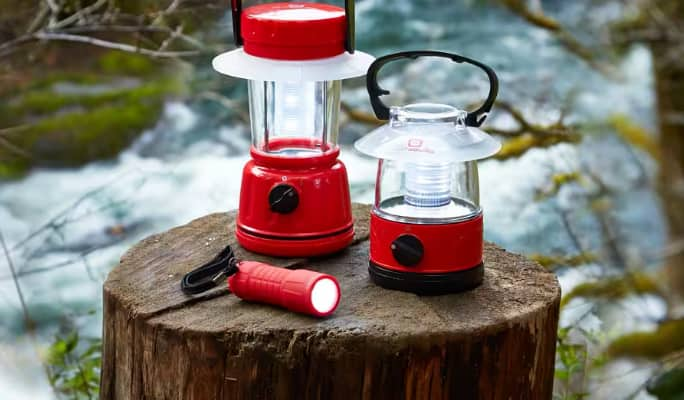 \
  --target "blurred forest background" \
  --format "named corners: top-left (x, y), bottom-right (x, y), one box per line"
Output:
top-left (0, 0), bottom-right (683, 399)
